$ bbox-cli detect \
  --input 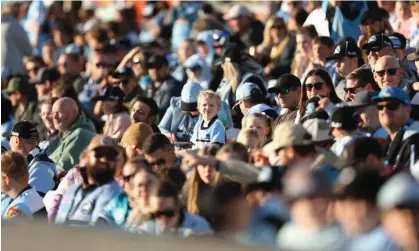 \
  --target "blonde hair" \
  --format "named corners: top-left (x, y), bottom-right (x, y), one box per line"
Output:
top-left (221, 61), bottom-right (241, 93)
top-left (197, 90), bottom-right (221, 108)
top-left (243, 113), bottom-right (273, 139)
top-left (236, 128), bottom-right (262, 148)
